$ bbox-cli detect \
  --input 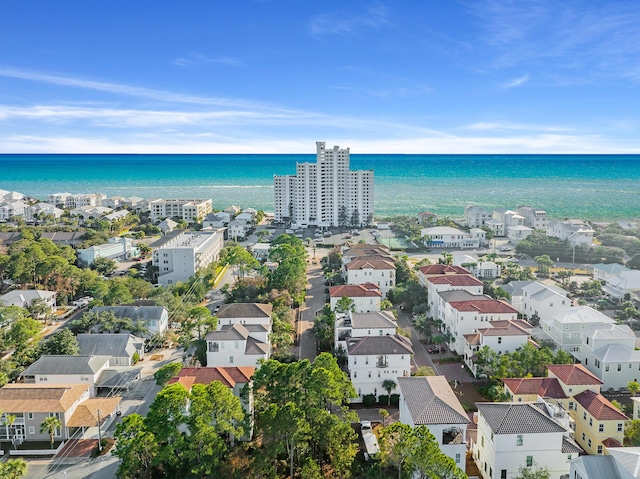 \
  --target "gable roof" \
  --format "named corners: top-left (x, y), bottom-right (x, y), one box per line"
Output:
top-left (216, 303), bottom-right (272, 319)
top-left (427, 275), bottom-right (484, 287)
top-left (77, 333), bottom-right (143, 358)
top-left (167, 366), bottom-right (256, 389)
top-left (546, 363), bottom-right (603, 385)
top-left (477, 320), bottom-right (532, 337)
top-left (608, 447), bottom-right (640, 477)
top-left (397, 376), bottom-right (469, 425)
top-left (592, 263), bottom-right (631, 275)
top-left (0, 289), bottom-right (56, 304)
top-left (329, 283), bottom-right (382, 298)
top-left (437, 290), bottom-right (493, 303)
top-left (0, 384), bottom-right (90, 413)
top-left (21, 355), bottom-right (111, 376)
top-left (92, 305), bottom-right (168, 322)
top-left (347, 334), bottom-right (413, 355)
top-left (206, 323), bottom-right (250, 341)
top-left (574, 389), bottom-right (628, 421)
top-left (503, 377), bottom-right (568, 399)
top-left (67, 397), bottom-right (122, 427)
top-left (499, 280), bottom-right (536, 297)
top-left (477, 402), bottom-right (567, 435)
